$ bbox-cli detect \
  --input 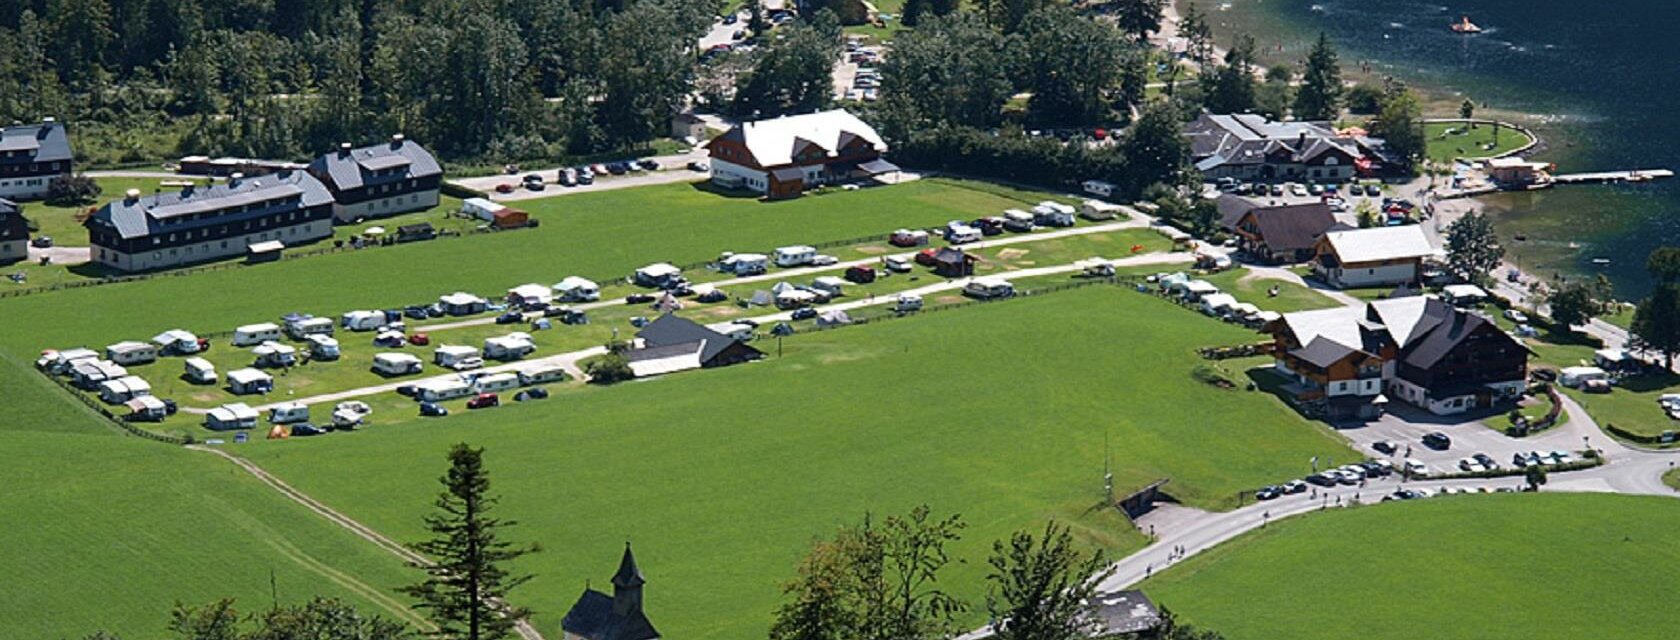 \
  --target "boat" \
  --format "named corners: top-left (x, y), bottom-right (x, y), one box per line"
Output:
top-left (1590, 257), bottom-right (1612, 266)
top-left (1451, 16), bottom-right (1483, 34)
